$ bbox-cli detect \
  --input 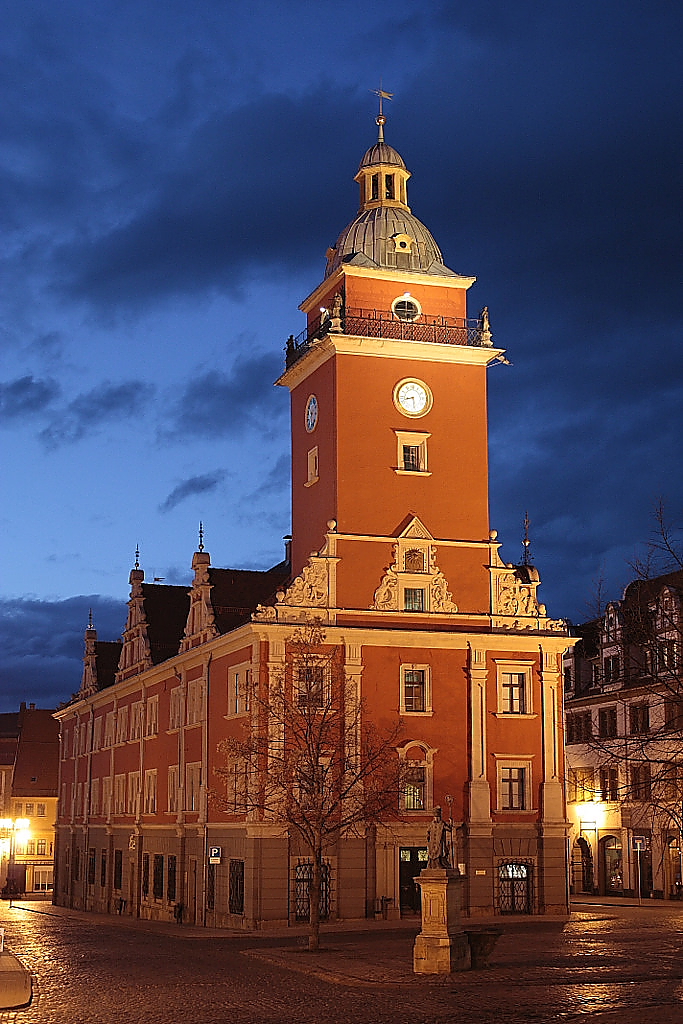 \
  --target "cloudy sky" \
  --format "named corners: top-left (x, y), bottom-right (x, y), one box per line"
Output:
top-left (2, 1), bottom-right (682, 712)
